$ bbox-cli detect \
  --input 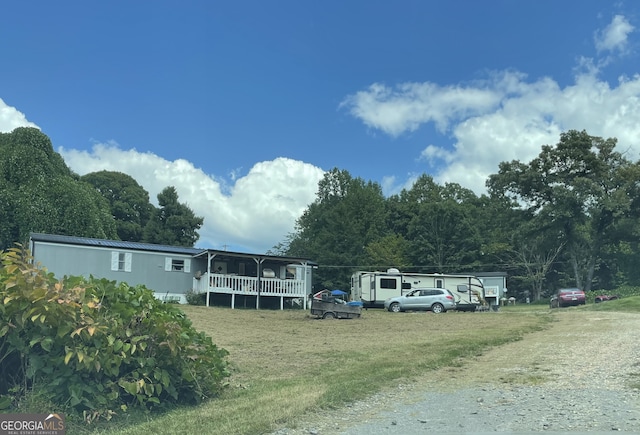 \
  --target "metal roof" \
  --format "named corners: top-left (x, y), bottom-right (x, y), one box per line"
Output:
top-left (29, 232), bottom-right (317, 265)
top-left (29, 232), bottom-right (205, 256)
